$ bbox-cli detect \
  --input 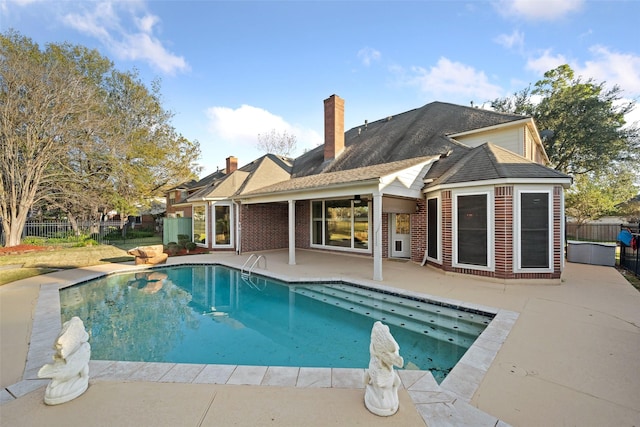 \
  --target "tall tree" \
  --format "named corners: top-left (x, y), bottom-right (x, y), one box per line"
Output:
top-left (565, 166), bottom-right (638, 225)
top-left (0, 32), bottom-right (104, 246)
top-left (256, 128), bottom-right (297, 157)
top-left (0, 31), bottom-right (200, 247)
top-left (492, 64), bottom-right (639, 176)
top-left (101, 70), bottom-right (201, 221)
